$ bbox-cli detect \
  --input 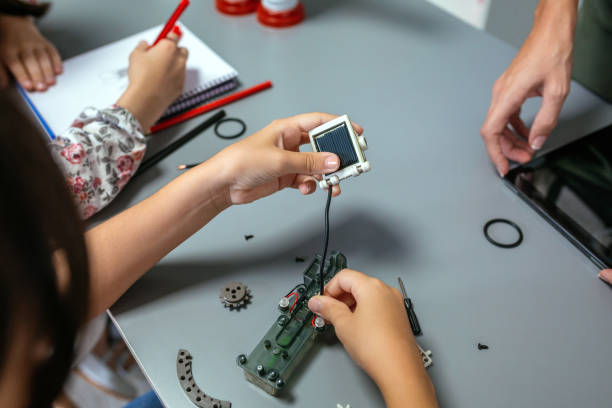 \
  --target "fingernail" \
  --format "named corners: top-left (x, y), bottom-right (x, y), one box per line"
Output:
top-left (36, 82), bottom-right (46, 91)
top-left (23, 80), bottom-right (32, 89)
top-left (598, 270), bottom-right (612, 284)
top-left (531, 136), bottom-right (546, 150)
top-left (308, 298), bottom-right (321, 313)
top-left (324, 155), bottom-right (339, 170)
